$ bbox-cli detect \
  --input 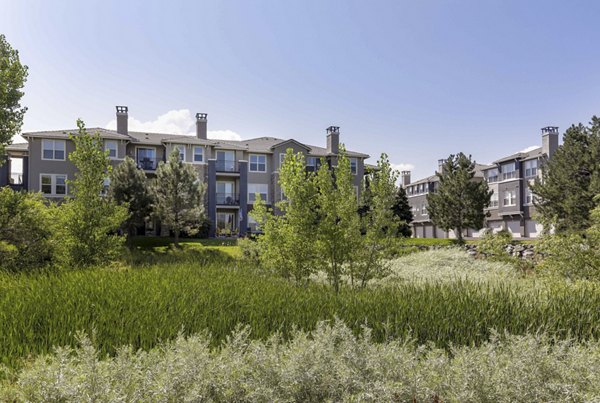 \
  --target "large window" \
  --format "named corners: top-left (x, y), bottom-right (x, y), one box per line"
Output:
top-left (42, 139), bottom-right (66, 160)
top-left (350, 158), bottom-right (358, 175)
top-left (306, 156), bottom-right (320, 172)
top-left (502, 163), bottom-right (516, 180)
top-left (105, 140), bottom-right (118, 158)
top-left (248, 183), bottom-right (268, 203)
top-left (490, 191), bottom-right (499, 207)
top-left (193, 146), bottom-right (204, 162)
top-left (523, 159), bottom-right (538, 177)
top-left (525, 187), bottom-right (535, 205)
top-left (216, 212), bottom-right (236, 235)
top-left (503, 190), bottom-right (517, 206)
top-left (216, 150), bottom-right (236, 172)
top-left (41, 174), bottom-right (67, 196)
top-left (174, 145), bottom-right (185, 161)
top-left (249, 154), bottom-right (267, 172)
top-left (486, 168), bottom-right (499, 183)
top-left (136, 148), bottom-right (157, 170)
